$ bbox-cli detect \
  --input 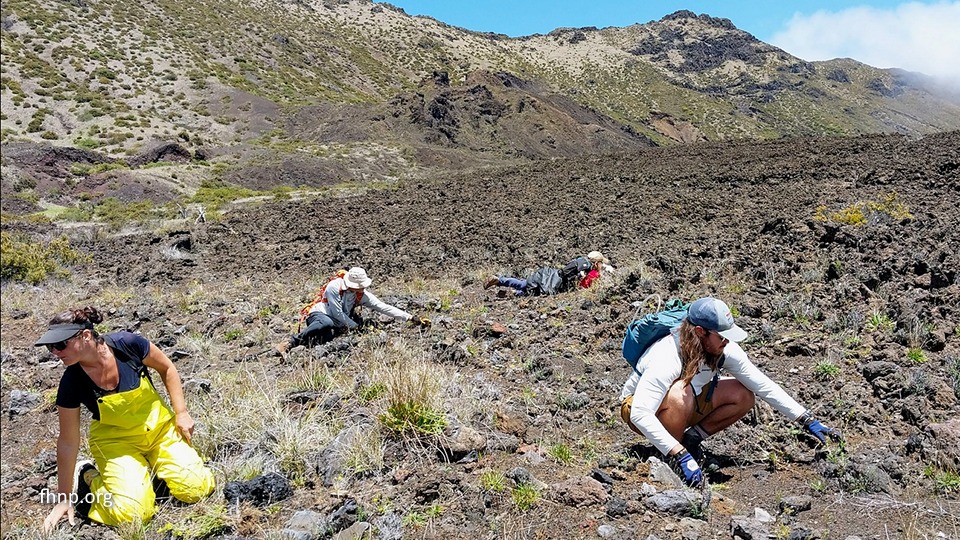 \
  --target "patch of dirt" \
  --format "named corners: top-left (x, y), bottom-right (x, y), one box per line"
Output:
top-left (2, 131), bottom-right (958, 539)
